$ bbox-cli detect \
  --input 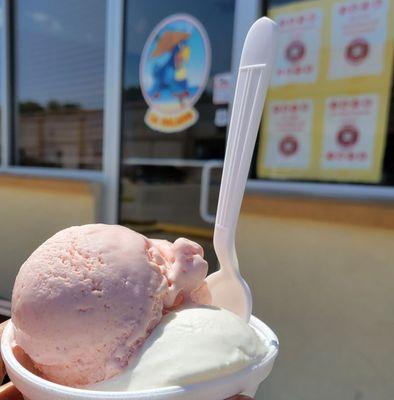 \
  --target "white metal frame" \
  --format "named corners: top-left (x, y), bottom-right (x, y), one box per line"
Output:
top-left (232, 0), bottom-right (262, 77)
top-left (1, 0), bottom-right (11, 168)
top-left (123, 157), bottom-right (214, 168)
top-left (247, 180), bottom-right (394, 202)
top-left (102, 0), bottom-right (125, 224)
